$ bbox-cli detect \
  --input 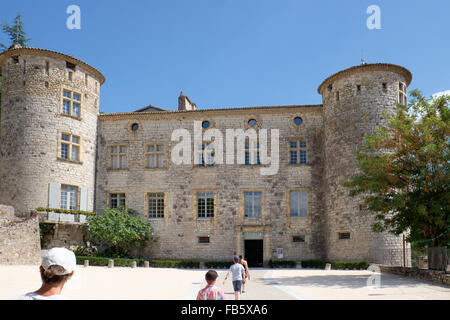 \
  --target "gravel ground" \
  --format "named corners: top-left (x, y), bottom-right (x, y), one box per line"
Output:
top-left (1, 265), bottom-right (449, 300)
